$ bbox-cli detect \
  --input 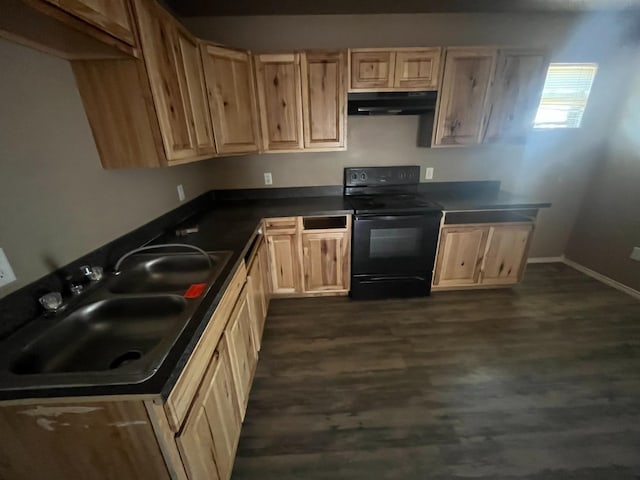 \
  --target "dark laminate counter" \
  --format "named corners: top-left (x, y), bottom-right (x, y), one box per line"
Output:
top-left (0, 186), bottom-right (549, 401)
